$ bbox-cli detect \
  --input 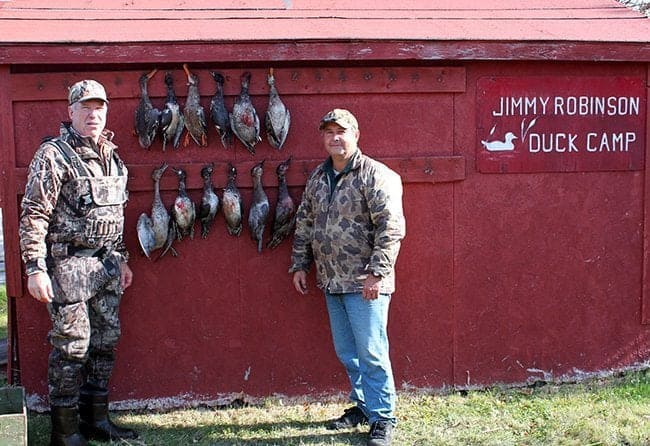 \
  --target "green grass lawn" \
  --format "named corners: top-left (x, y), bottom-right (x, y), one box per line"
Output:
top-left (23, 368), bottom-right (650, 446)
